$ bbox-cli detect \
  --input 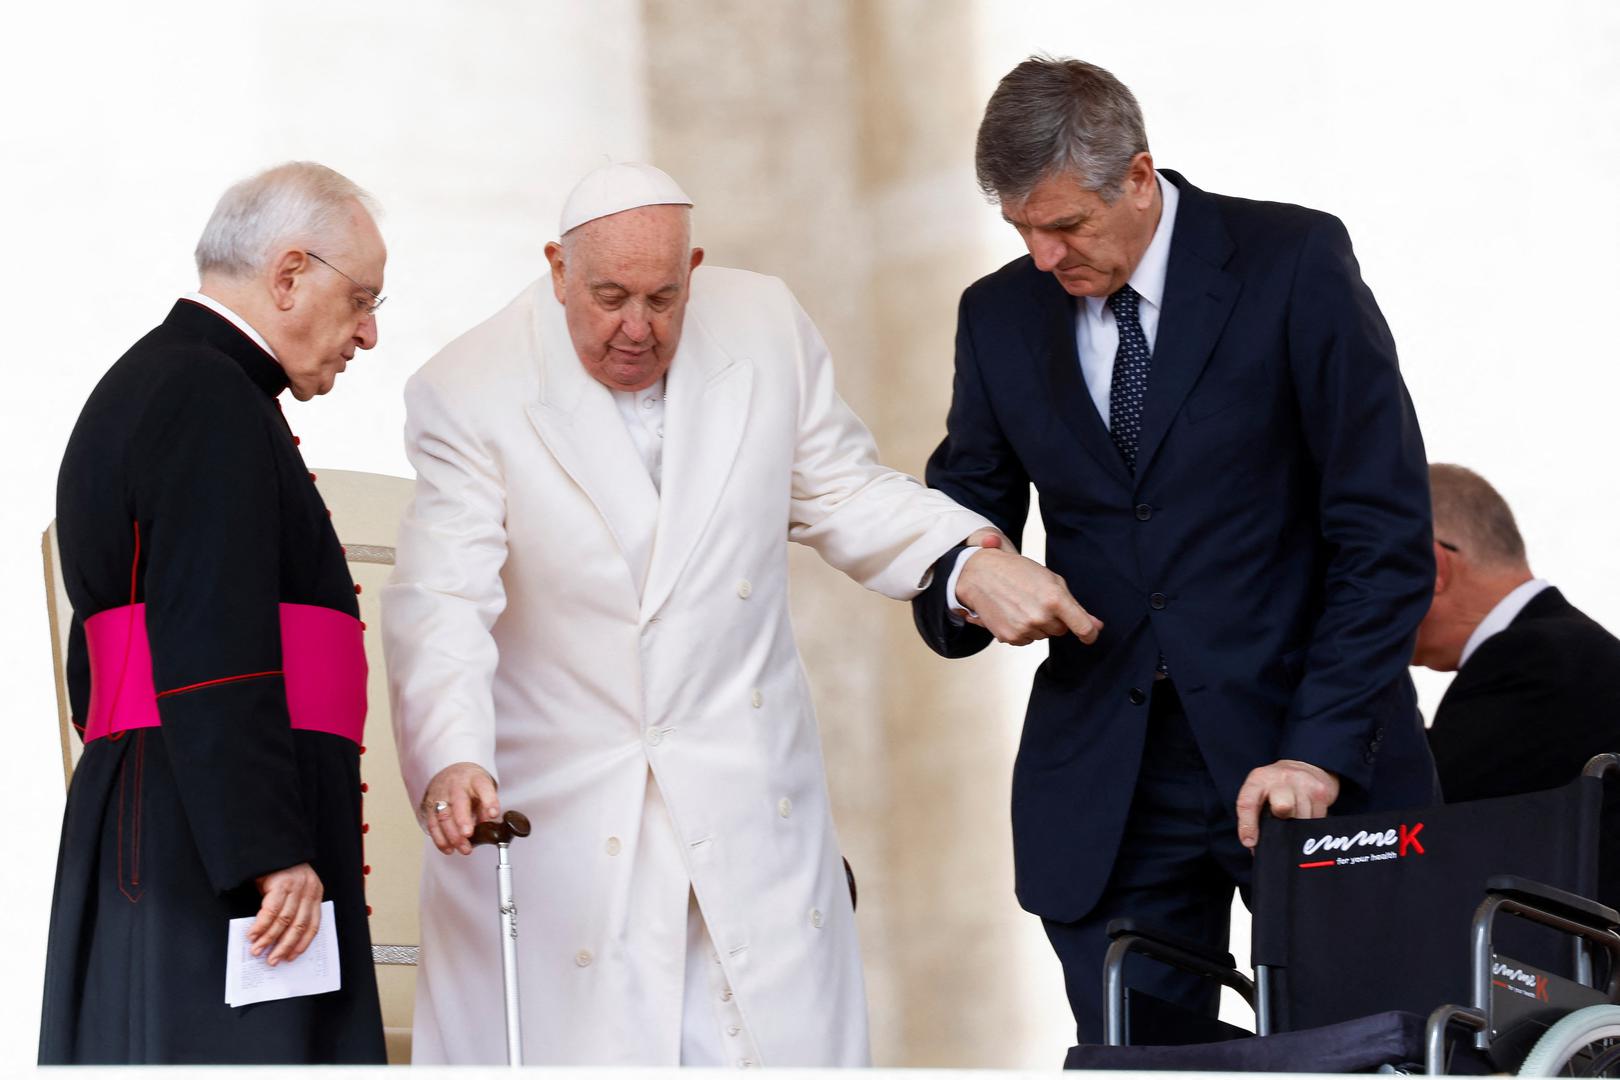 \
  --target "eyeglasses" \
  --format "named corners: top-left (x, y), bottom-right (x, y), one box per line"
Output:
top-left (305, 250), bottom-right (386, 314)
top-left (1436, 539), bottom-right (1460, 553)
